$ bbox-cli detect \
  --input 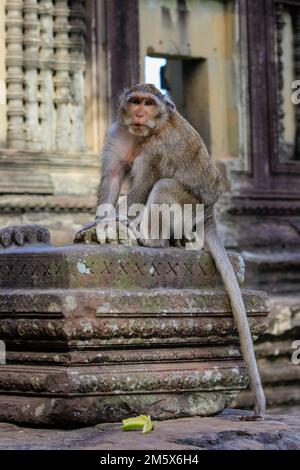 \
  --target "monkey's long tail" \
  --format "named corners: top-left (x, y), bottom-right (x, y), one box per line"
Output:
top-left (205, 220), bottom-right (266, 418)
